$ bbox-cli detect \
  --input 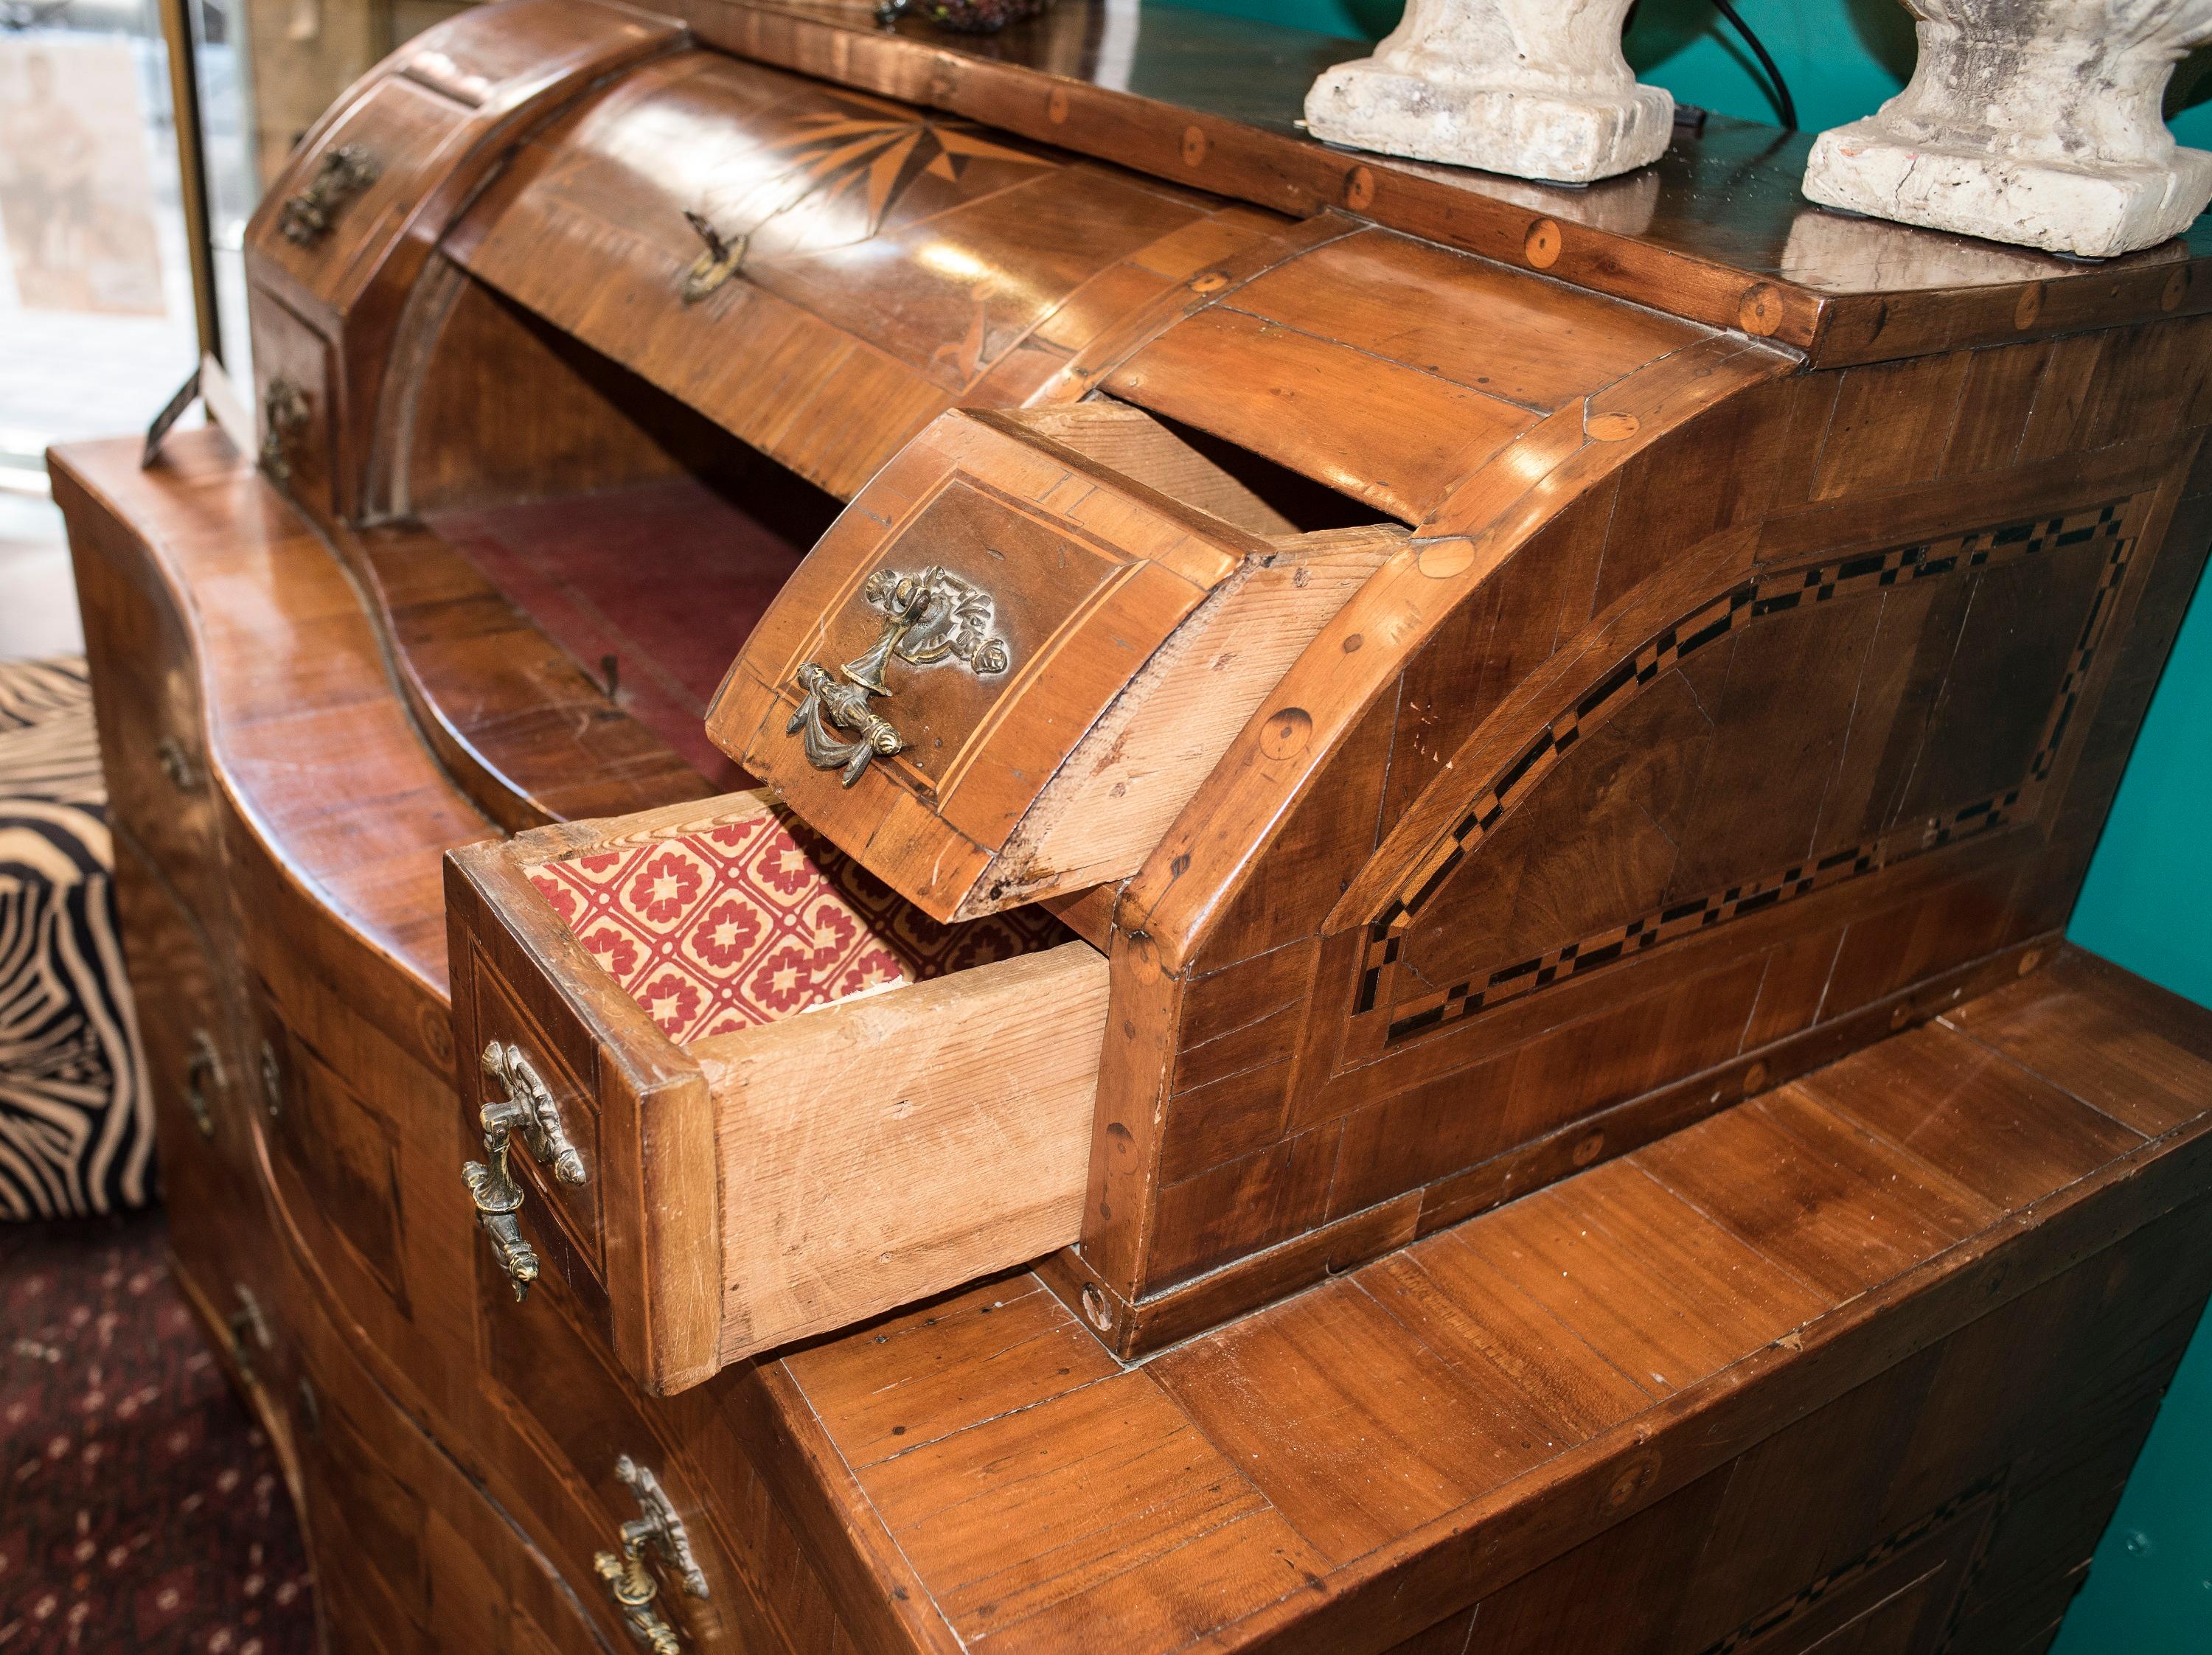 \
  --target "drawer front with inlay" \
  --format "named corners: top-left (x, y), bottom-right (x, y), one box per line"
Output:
top-left (447, 787), bottom-right (1107, 1395)
top-left (708, 403), bottom-right (1397, 921)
